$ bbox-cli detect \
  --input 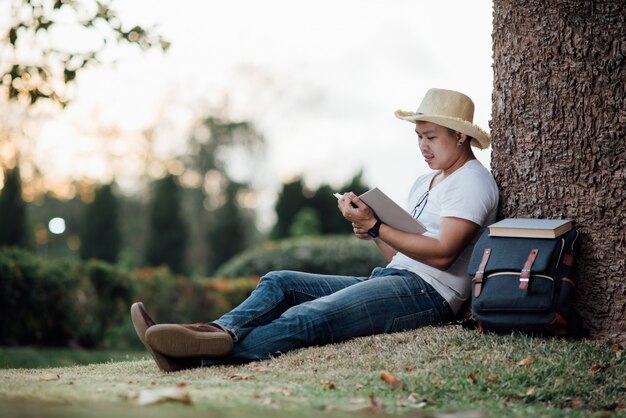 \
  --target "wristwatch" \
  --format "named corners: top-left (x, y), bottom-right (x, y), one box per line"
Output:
top-left (367, 219), bottom-right (383, 238)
